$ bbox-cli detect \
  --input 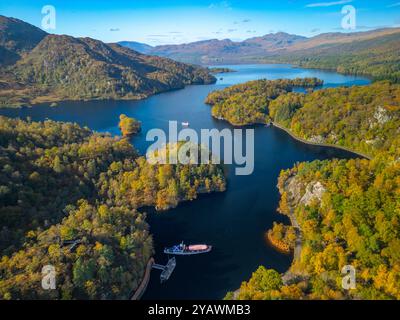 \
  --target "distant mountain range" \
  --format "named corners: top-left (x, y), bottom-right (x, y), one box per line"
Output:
top-left (118, 32), bottom-right (307, 64)
top-left (0, 16), bottom-right (215, 107)
top-left (117, 41), bottom-right (154, 54)
top-left (119, 28), bottom-right (400, 68)
top-left (268, 29), bottom-right (400, 82)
